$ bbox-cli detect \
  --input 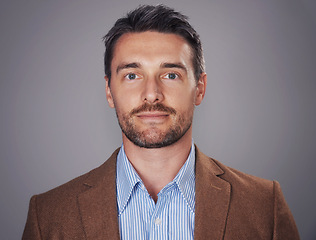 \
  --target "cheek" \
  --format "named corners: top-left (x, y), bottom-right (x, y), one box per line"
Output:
top-left (112, 92), bottom-right (137, 115)
top-left (170, 88), bottom-right (196, 107)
